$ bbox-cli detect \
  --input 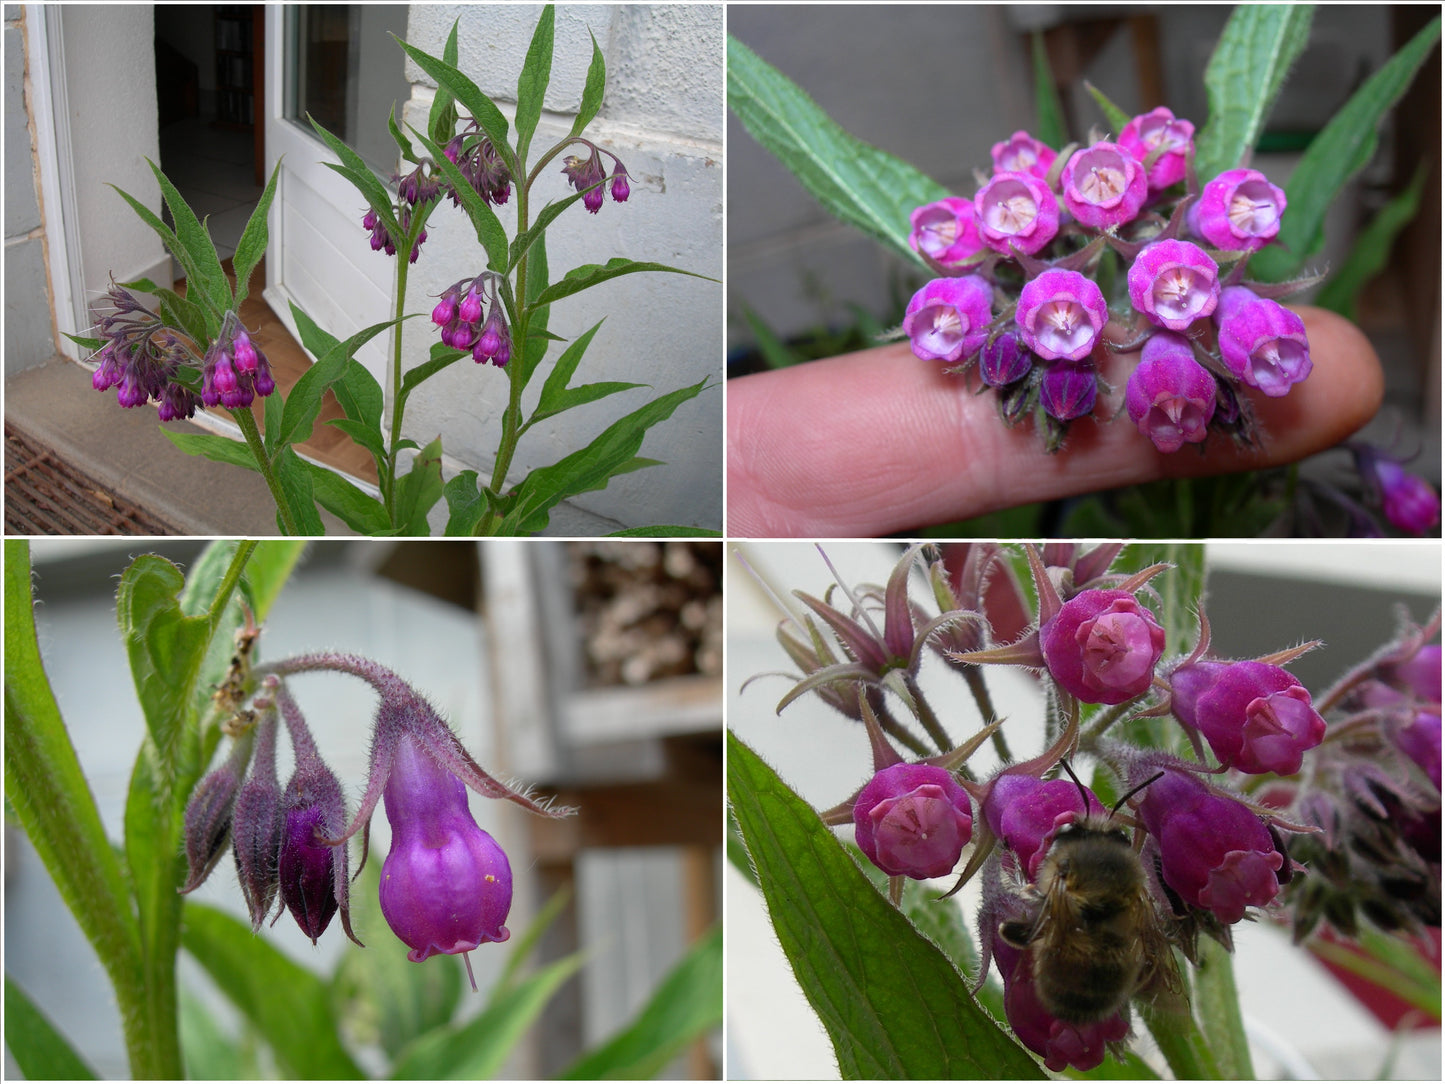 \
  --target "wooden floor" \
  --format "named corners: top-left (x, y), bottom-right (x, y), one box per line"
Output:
top-left (196, 256), bottom-right (378, 484)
